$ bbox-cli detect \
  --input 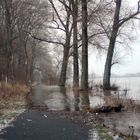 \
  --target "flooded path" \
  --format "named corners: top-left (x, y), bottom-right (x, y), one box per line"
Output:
top-left (0, 84), bottom-right (98, 140)
top-left (28, 83), bottom-right (140, 138)
top-left (1, 83), bottom-right (140, 139)
top-left (28, 83), bottom-right (104, 111)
